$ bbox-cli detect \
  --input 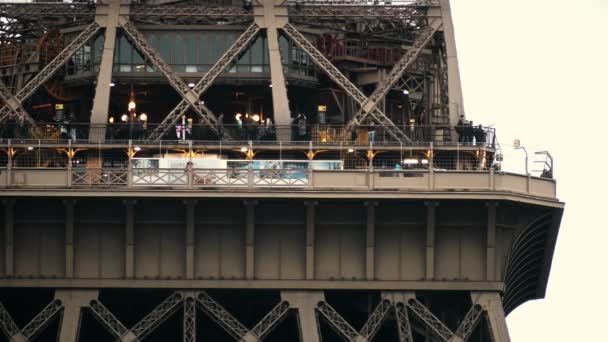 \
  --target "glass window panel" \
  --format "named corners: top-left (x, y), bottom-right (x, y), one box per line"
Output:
top-left (185, 65), bottom-right (197, 73)
top-left (159, 33), bottom-right (171, 64)
top-left (250, 36), bottom-right (263, 65)
top-left (119, 35), bottom-right (131, 64)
